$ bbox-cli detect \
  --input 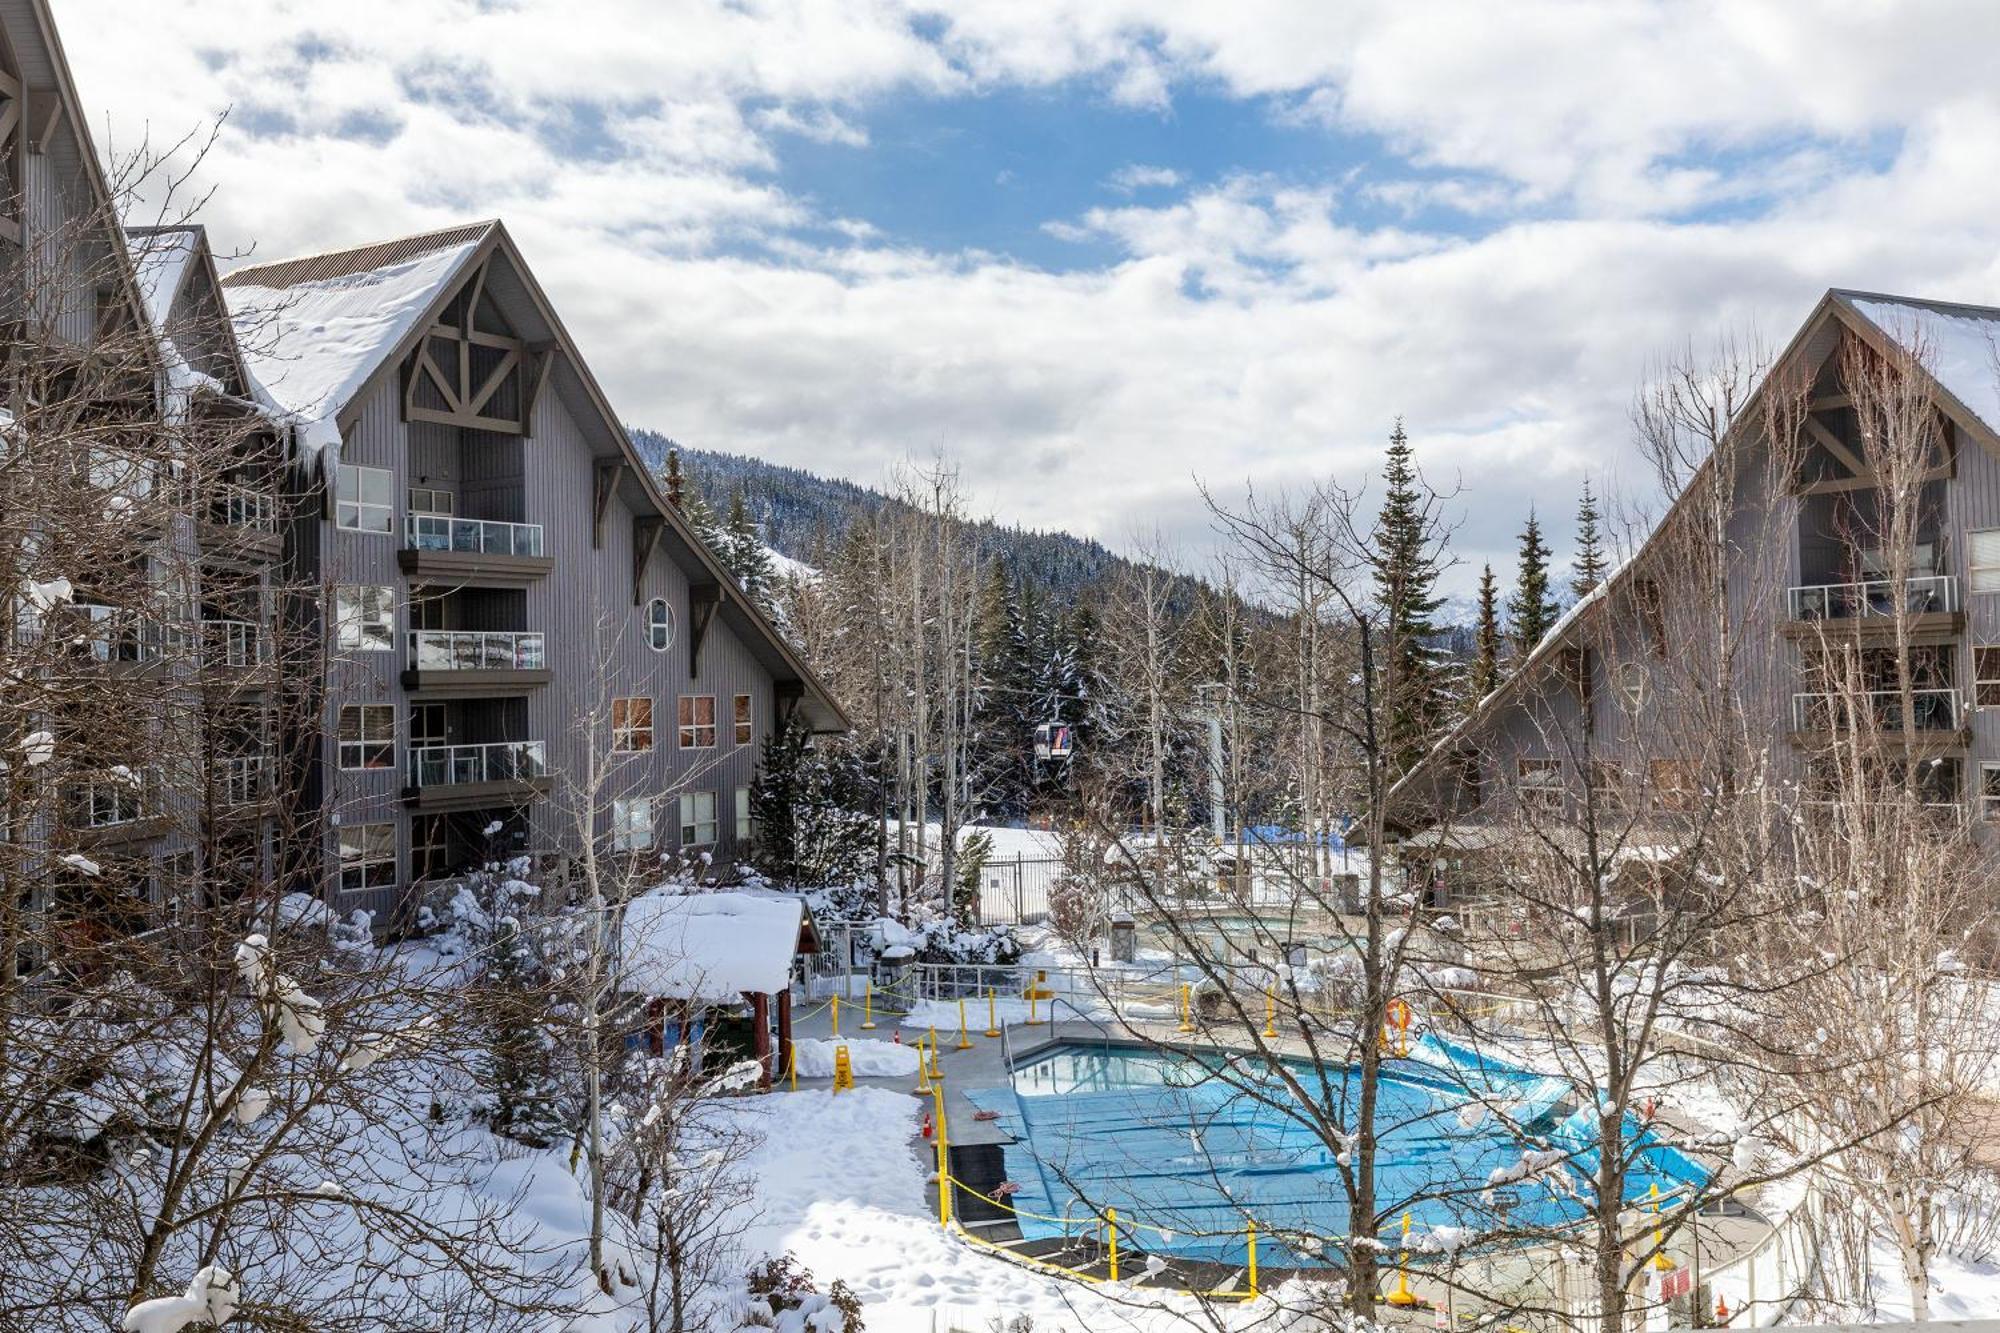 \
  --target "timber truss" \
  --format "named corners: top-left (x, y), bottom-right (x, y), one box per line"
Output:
top-left (401, 257), bottom-right (552, 434)
top-left (1793, 331), bottom-right (1955, 497)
